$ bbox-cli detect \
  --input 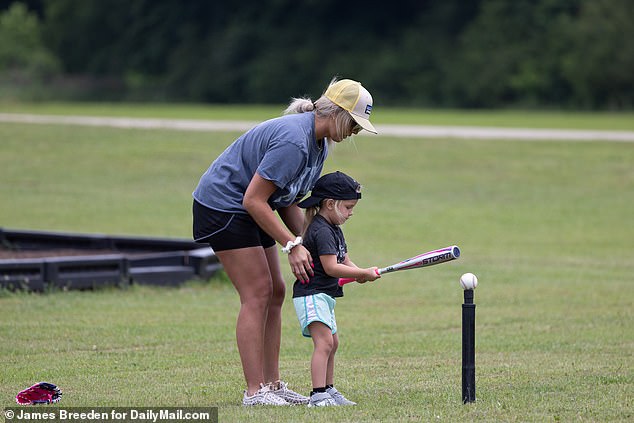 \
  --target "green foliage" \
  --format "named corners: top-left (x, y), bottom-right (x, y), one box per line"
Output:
top-left (560, 0), bottom-right (634, 108)
top-left (0, 2), bottom-right (60, 78)
top-left (7, 0), bottom-right (634, 107)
